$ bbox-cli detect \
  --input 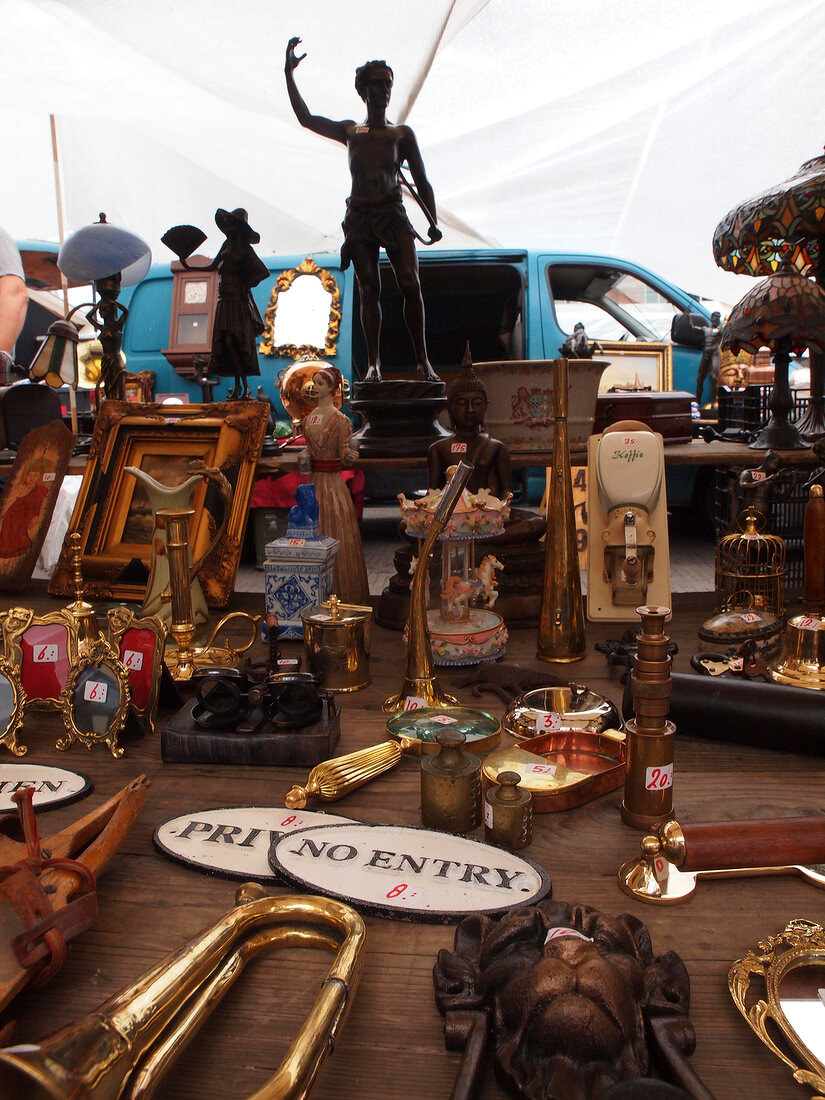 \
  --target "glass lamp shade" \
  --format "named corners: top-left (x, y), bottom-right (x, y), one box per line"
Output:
top-left (58, 215), bottom-right (151, 287)
top-left (713, 151), bottom-right (825, 277)
top-left (720, 273), bottom-right (825, 355)
top-left (28, 319), bottom-right (79, 388)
